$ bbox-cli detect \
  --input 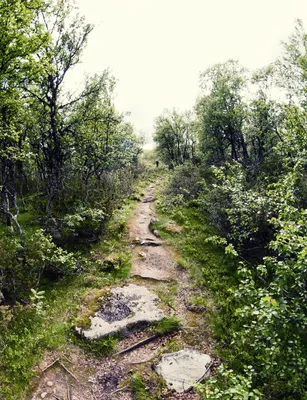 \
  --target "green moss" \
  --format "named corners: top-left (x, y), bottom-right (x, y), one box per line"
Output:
top-left (130, 371), bottom-right (161, 400)
top-left (153, 317), bottom-right (181, 335)
top-left (72, 332), bottom-right (118, 358)
top-left (176, 257), bottom-right (189, 270)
